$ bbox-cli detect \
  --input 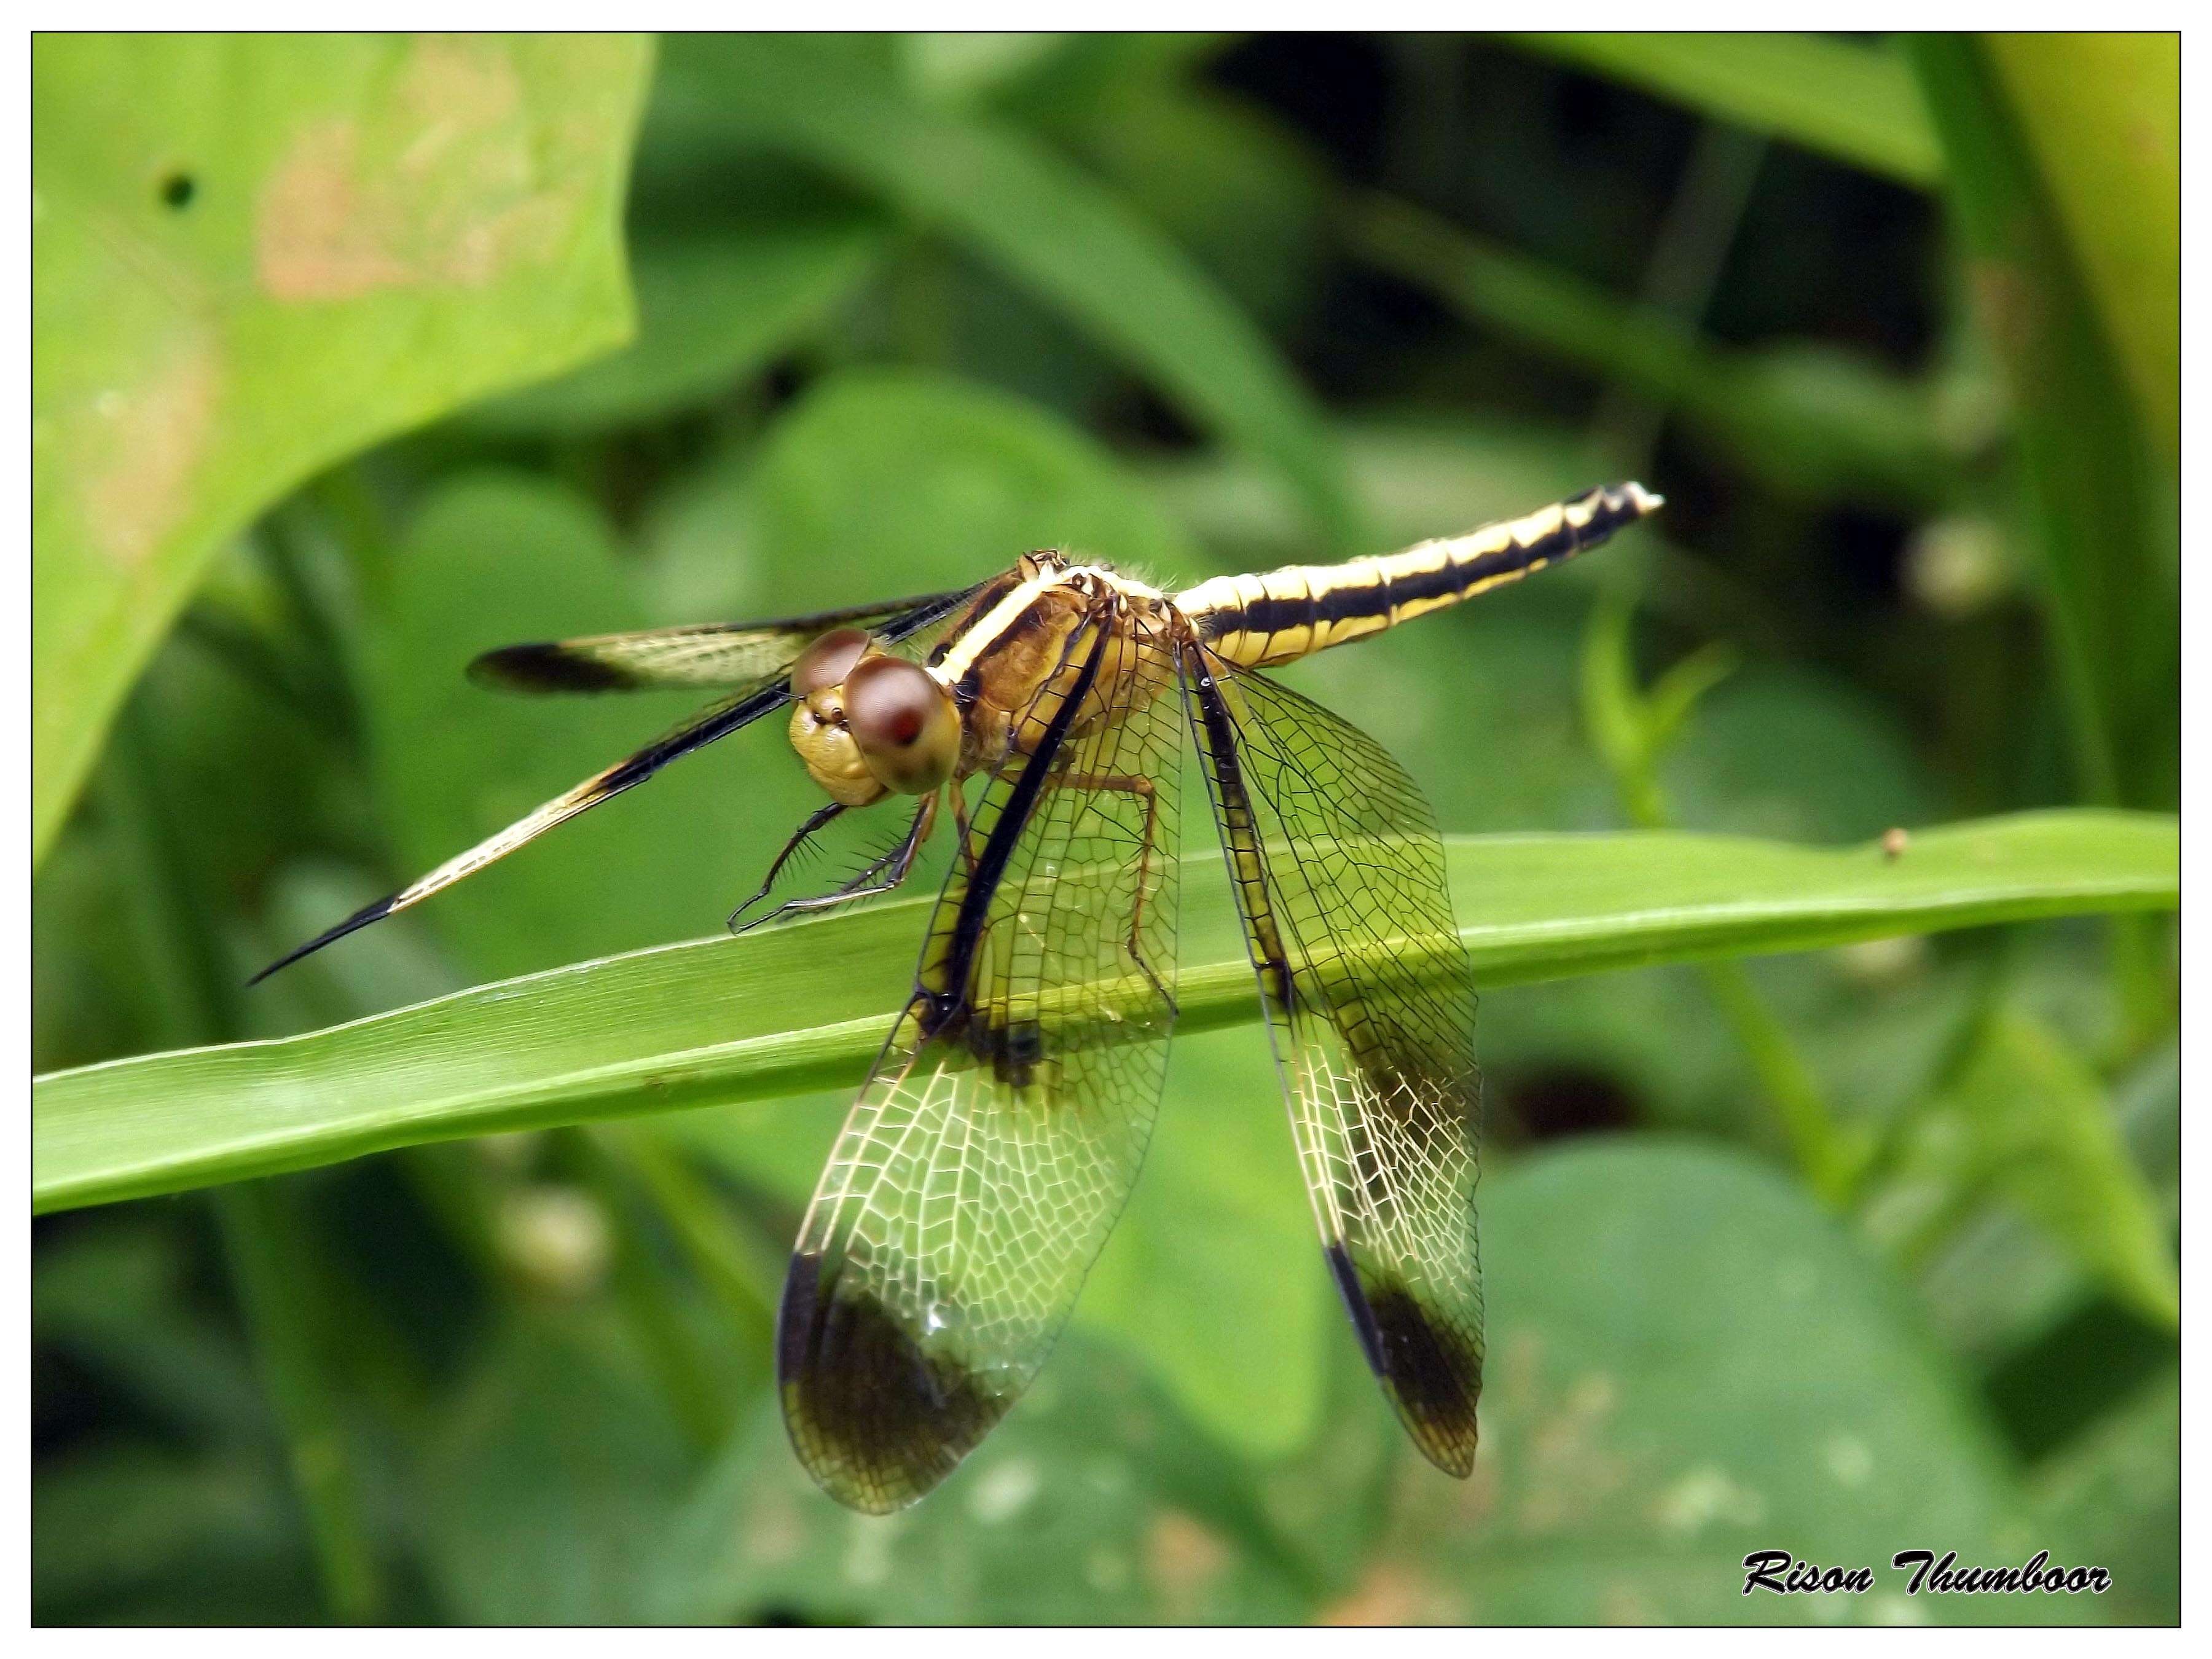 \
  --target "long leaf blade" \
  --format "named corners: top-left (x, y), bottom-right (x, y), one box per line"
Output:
top-left (1510, 32), bottom-right (1940, 187)
top-left (658, 34), bottom-right (1362, 549)
top-left (1911, 35), bottom-right (2178, 812)
top-left (34, 811), bottom-right (2175, 1214)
